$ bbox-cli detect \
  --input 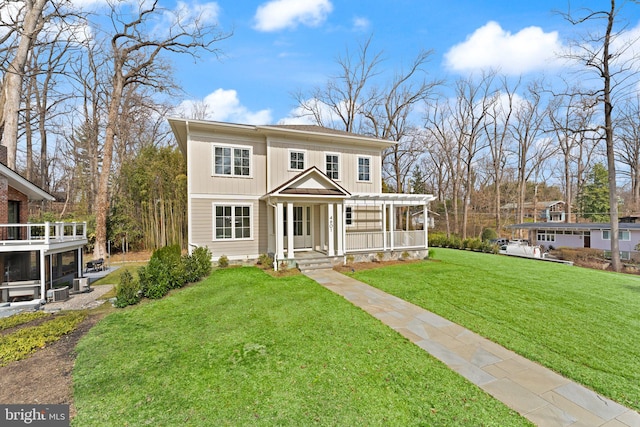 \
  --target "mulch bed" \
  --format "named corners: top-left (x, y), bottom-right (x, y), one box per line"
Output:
top-left (0, 312), bottom-right (106, 419)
